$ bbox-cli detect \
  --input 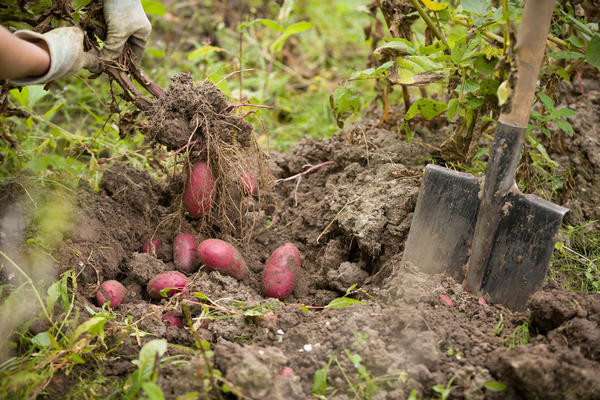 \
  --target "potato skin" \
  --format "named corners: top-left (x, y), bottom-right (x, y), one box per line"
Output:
top-left (184, 161), bottom-right (216, 217)
top-left (162, 311), bottom-right (183, 328)
top-left (96, 280), bottom-right (127, 308)
top-left (141, 238), bottom-right (161, 256)
top-left (173, 233), bottom-right (199, 273)
top-left (262, 243), bottom-right (301, 299)
top-left (147, 271), bottom-right (189, 299)
top-left (197, 239), bottom-right (248, 279)
top-left (242, 172), bottom-right (257, 196)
